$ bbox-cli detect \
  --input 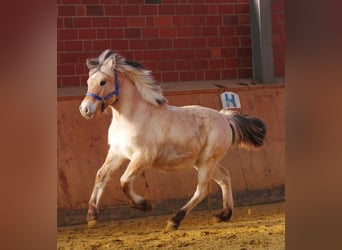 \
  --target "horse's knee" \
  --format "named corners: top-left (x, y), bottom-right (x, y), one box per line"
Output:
top-left (95, 168), bottom-right (108, 183)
